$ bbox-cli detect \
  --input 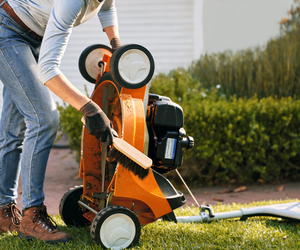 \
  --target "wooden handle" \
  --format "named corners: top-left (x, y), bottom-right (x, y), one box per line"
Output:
top-left (113, 138), bottom-right (152, 169)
